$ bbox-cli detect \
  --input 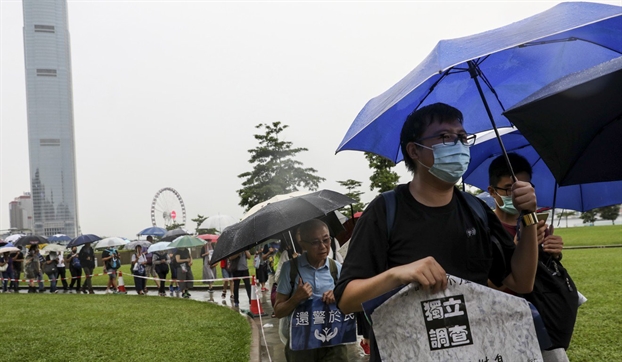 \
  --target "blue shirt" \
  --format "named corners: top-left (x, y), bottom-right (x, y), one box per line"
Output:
top-left (276, 253), bottom-right (341, 299)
